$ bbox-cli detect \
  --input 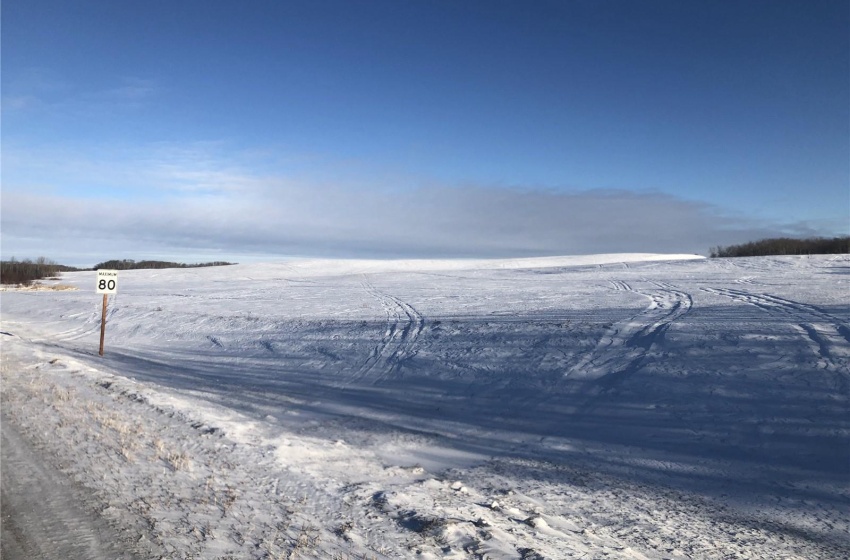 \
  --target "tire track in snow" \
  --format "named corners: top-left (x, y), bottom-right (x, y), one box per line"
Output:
top-left (566, 280), bottom-right (693, 388)
top-left (734, 276), bottom-right (761, 286)
top-left (609, 280), bottom-right (631, 292)
top-left (702, 287), bottom-right (850, 375)
top-left (350, 281), bottom-right (424, 383)
top-left (50, 307), bottom-right (104, 342)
